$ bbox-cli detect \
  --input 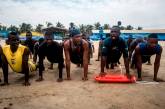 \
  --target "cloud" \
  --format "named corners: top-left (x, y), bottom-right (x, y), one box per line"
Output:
top-left (0, 0), bottom-right (165, 29)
